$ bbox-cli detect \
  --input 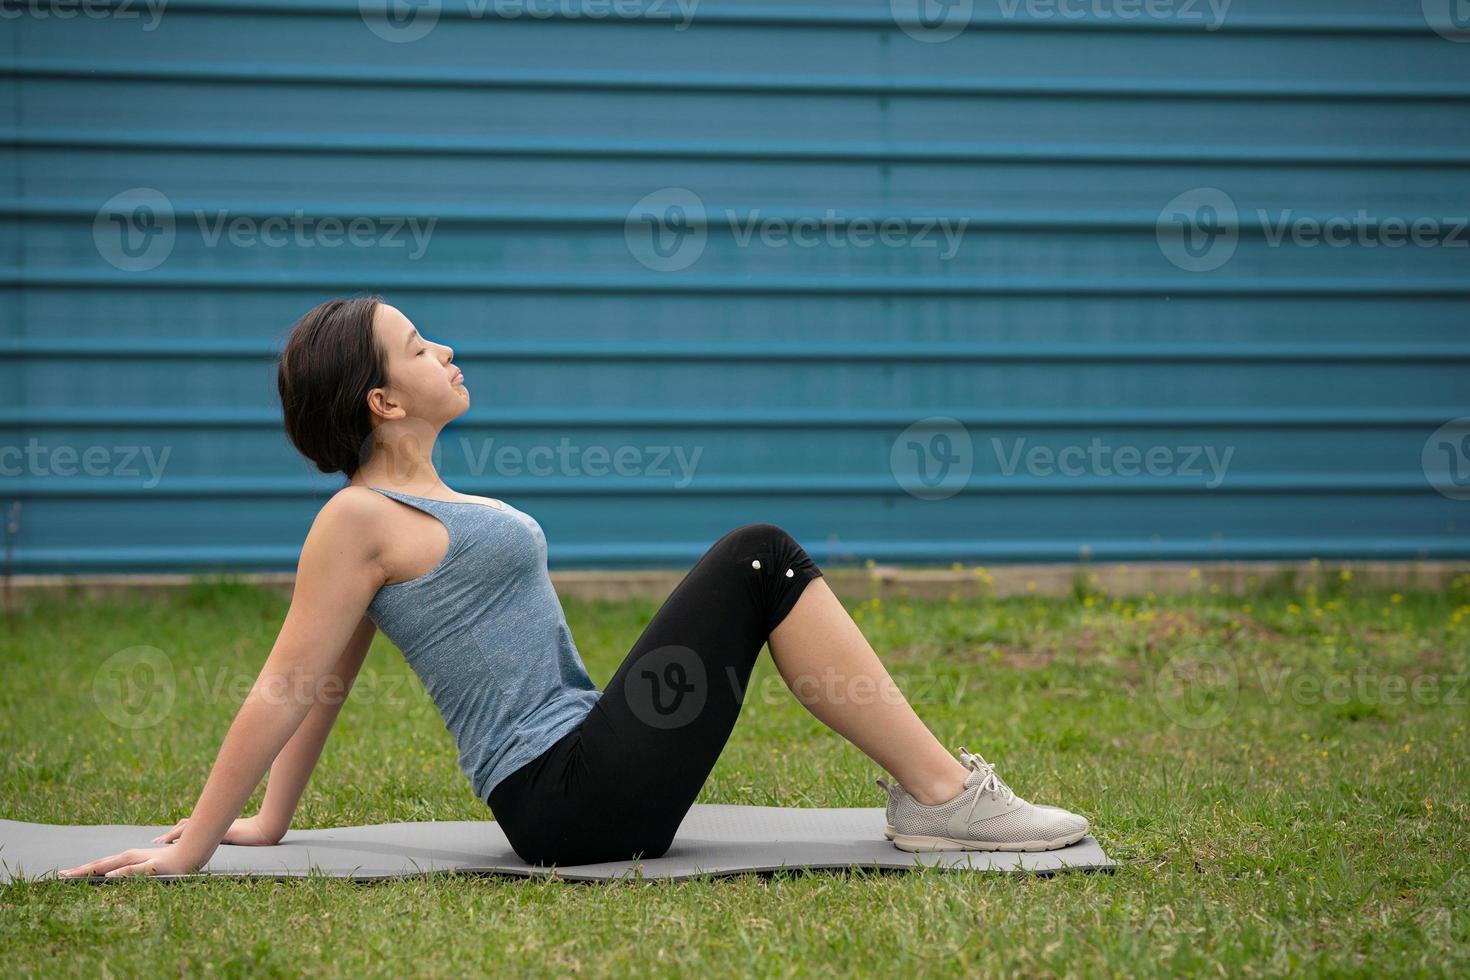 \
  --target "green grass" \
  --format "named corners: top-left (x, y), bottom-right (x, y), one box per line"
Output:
top-left (2, 572), bottom-right (1468, 977)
